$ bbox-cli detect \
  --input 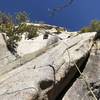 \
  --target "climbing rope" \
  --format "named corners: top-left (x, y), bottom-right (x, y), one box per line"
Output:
top-left (49, 33), bottom-right (98, 100)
